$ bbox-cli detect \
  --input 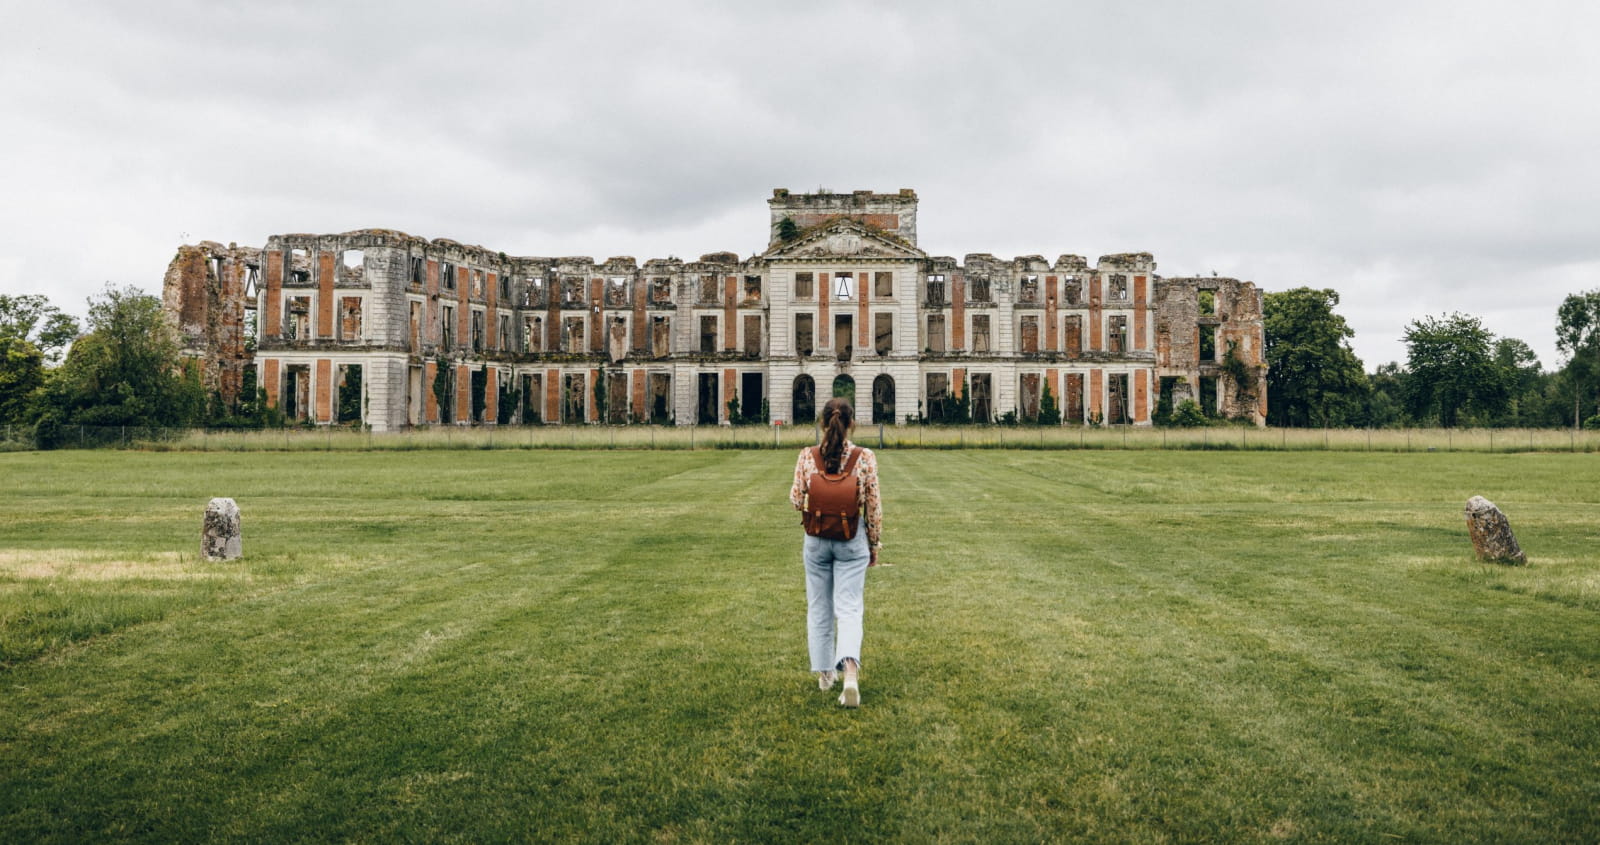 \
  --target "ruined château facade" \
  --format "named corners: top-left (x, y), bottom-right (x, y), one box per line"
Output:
top-left (164, 189), bottom-right (1267, 432)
